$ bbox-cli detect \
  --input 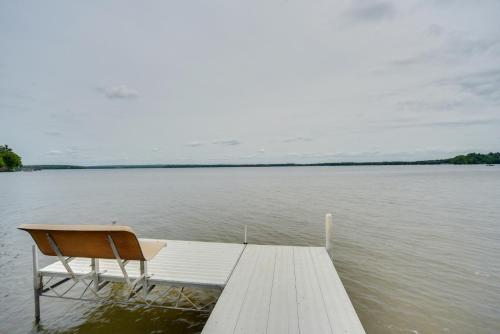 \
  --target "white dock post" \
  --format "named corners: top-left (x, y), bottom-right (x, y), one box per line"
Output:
top-left (244, 225), bottom-right (248, 244)
top-left (325, 213), bottom-right (333, 255)
top-left (32, 245), bottom-right (41, 323)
